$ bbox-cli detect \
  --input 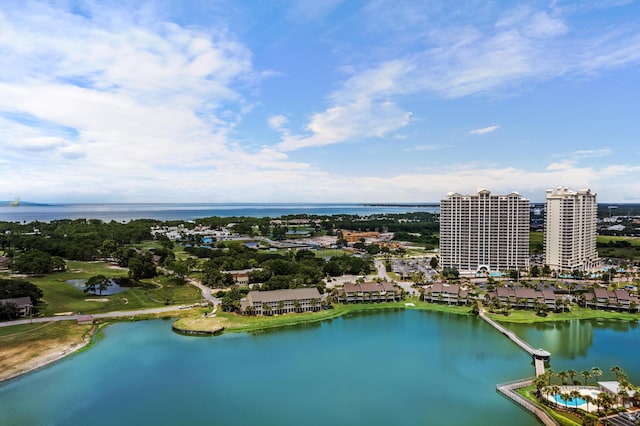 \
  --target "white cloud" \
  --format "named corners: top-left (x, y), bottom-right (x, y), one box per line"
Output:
top-left (268, 115), bottom-right (289, 132)
top-left (468, 125), bottom-right (500, 135)
top-left (0, 2), bottom-right (281, 194)
top-left (277, 61), bottom-right (413, 151)
top-left (522, 11), bottom-right (568, 39)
